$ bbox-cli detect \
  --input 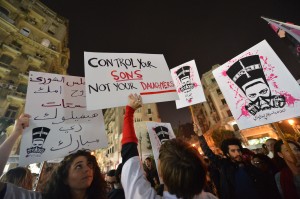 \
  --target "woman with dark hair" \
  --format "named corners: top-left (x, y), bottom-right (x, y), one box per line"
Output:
top-left (0, 113), bottom-right (107, 199)
top-left (43, 150), bottom-right (107, 199)
top-left (0, 167), bottom-right (33, 190)
top-left (273, 139), bottom-right (300, 199)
